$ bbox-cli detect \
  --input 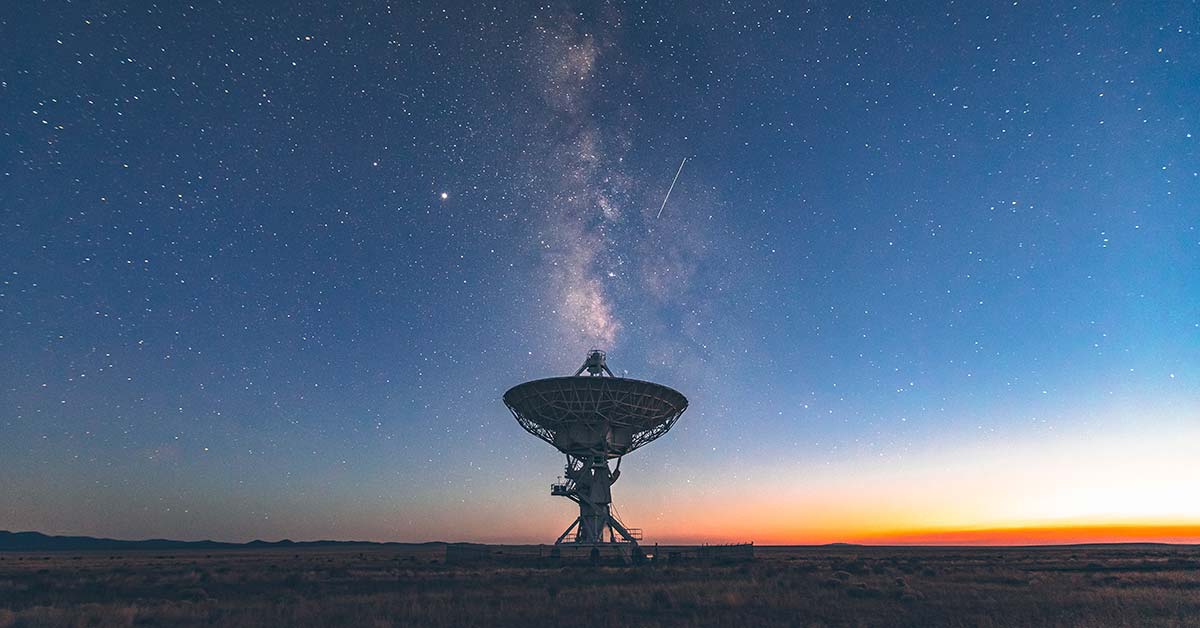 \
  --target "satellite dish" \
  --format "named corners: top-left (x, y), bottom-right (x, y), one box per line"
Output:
top-left (503, 350), bottom-right (688, 550)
